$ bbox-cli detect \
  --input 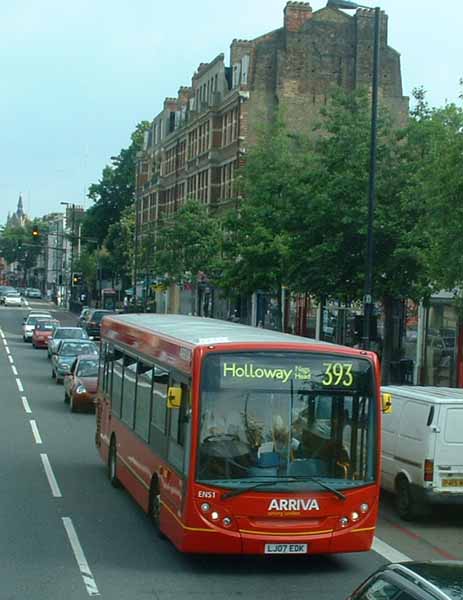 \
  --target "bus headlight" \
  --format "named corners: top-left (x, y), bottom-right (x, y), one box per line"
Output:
top-left (210, 511), bottom-right (220, 521)
top-left (200, 503), bottom-right (211, 513)
top-left (351, 512), bottom-right (360, 522)
top-left (222, 517), bottom-right (233, 527)
top-left (360, 503), bottom-right (369, 514)
top-left (339, 517), bottom-right (349, 528)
